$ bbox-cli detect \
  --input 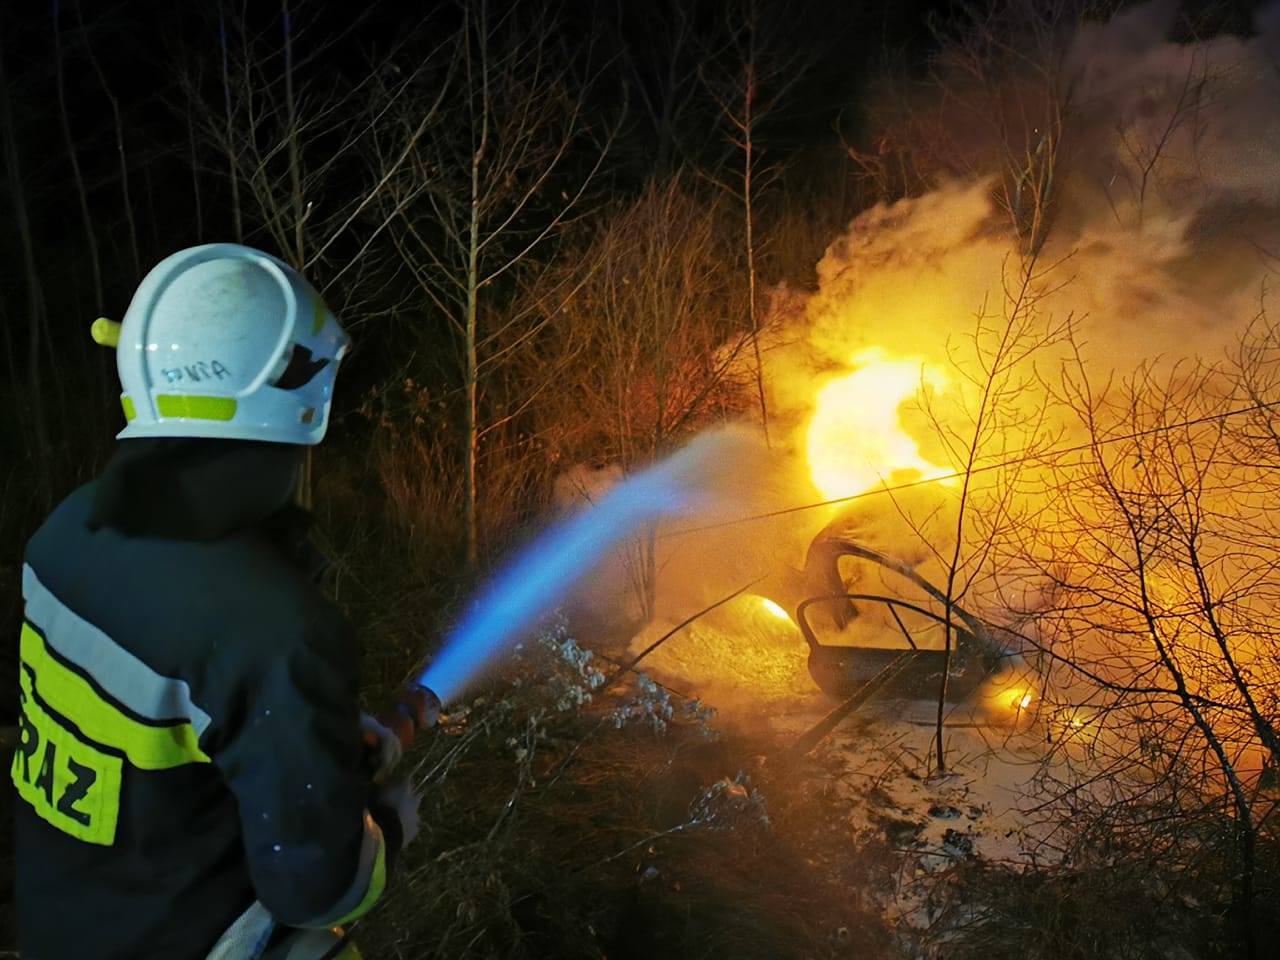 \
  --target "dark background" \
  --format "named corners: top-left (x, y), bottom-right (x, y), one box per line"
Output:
top-left (0, 0), bottom-right (960, 642)
top-left (0, 0), bottom-right (1268, 954)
